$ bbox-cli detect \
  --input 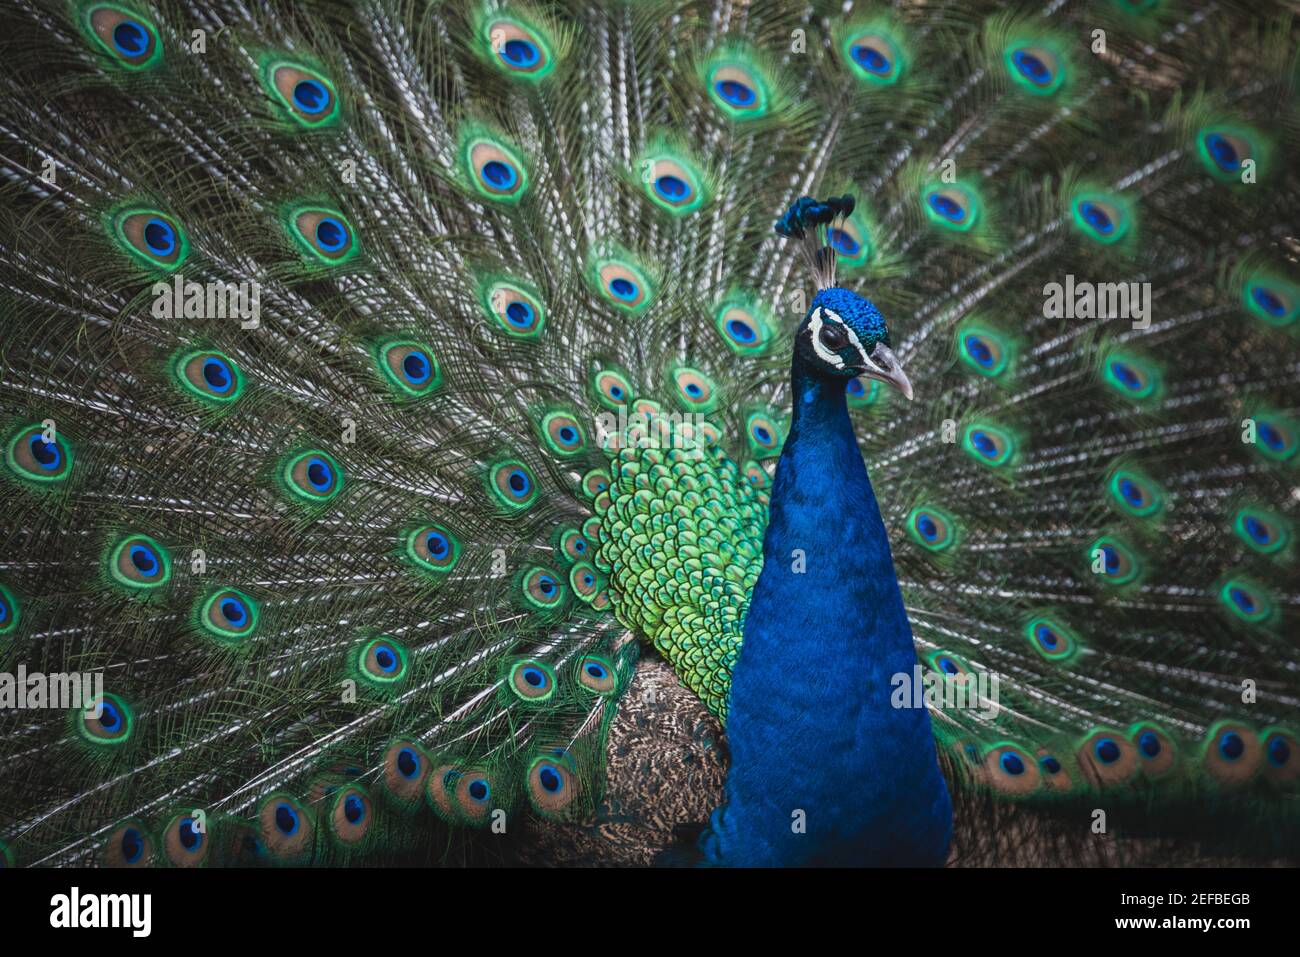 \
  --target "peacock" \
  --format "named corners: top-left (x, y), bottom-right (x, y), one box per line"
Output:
top-left (0, 0), bottom-right (1297, 870)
